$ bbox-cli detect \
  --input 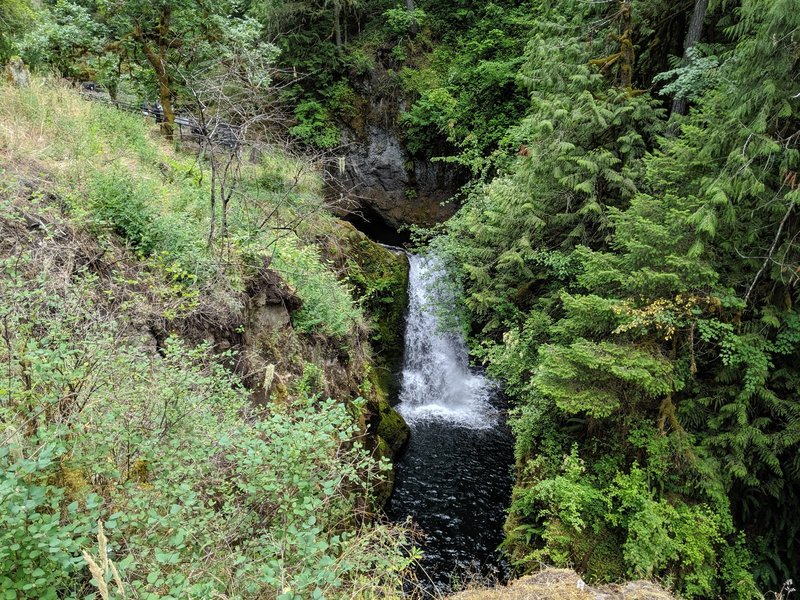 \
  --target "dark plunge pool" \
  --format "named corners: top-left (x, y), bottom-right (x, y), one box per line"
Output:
top-left (387, 416), bottom-right (513, 594)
